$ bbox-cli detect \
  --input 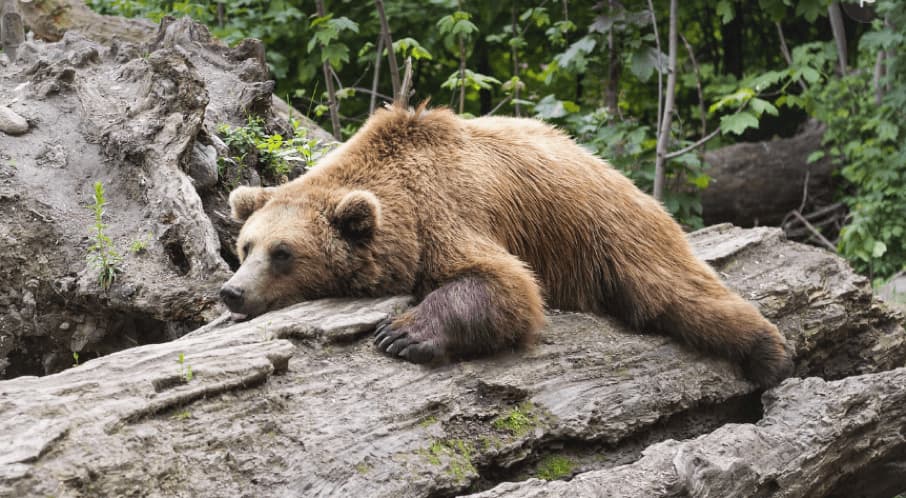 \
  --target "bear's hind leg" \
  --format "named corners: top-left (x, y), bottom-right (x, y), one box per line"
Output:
top-left (374, 246), bottom-right (545, 363)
